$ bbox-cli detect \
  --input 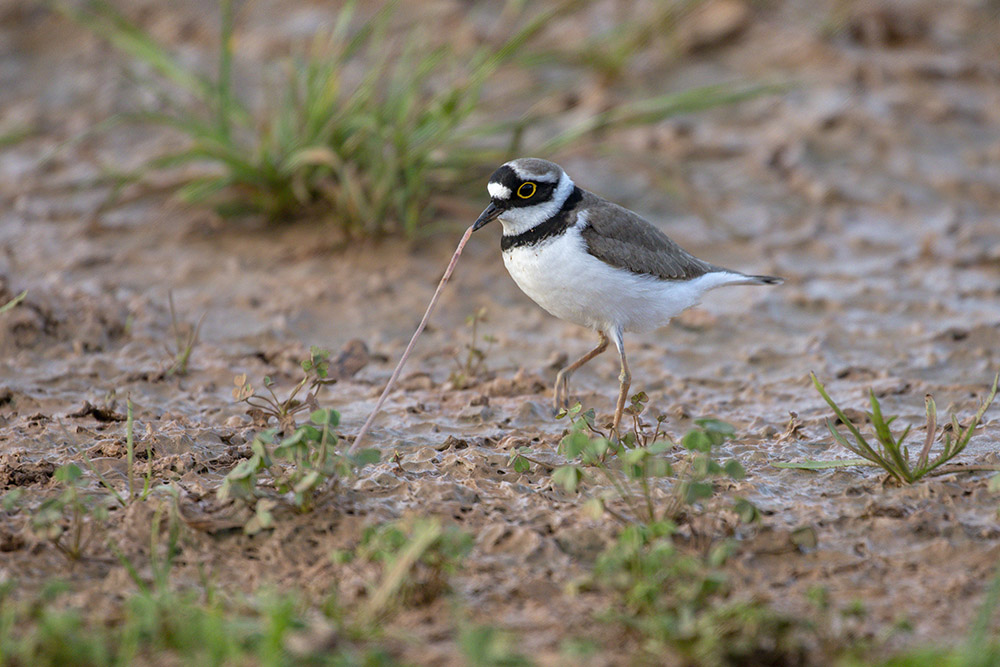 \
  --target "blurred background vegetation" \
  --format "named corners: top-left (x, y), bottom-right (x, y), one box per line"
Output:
top-left (51, 0), bottom-right (779, 237)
